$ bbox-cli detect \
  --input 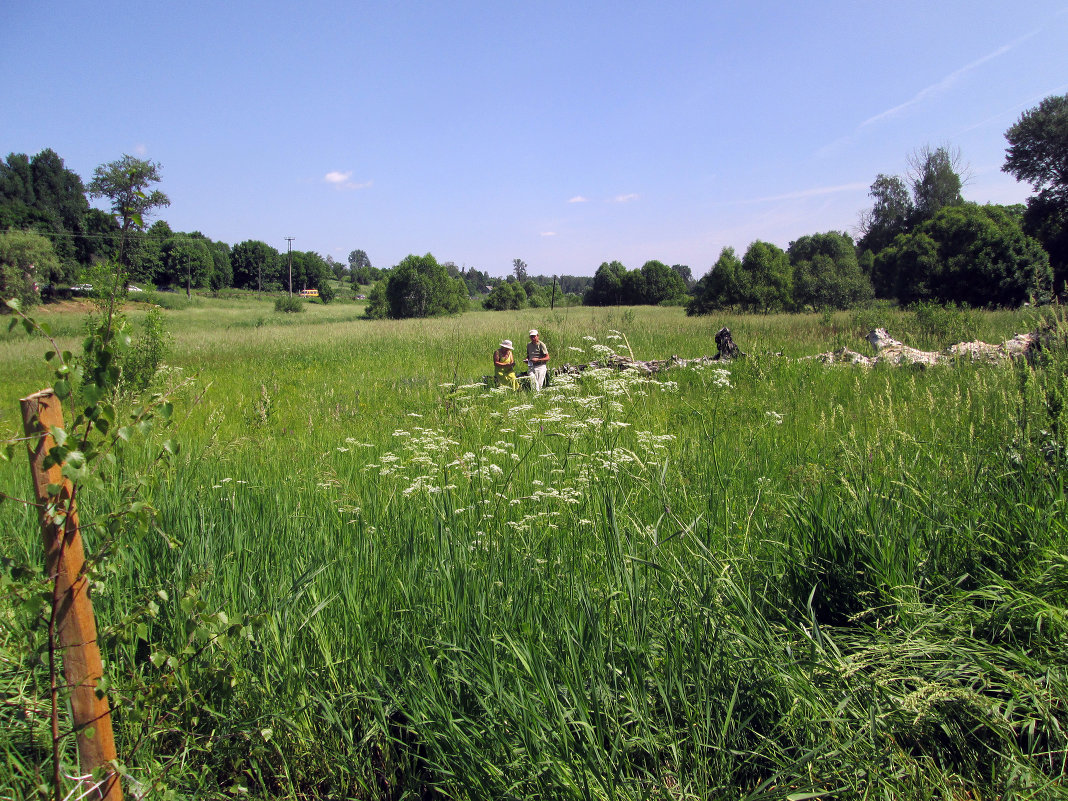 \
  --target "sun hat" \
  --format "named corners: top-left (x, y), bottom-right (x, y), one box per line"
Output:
top-left (529, 329), bottom-right (538, 337)
top-left (499, 339), bottom-right (513, 349)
